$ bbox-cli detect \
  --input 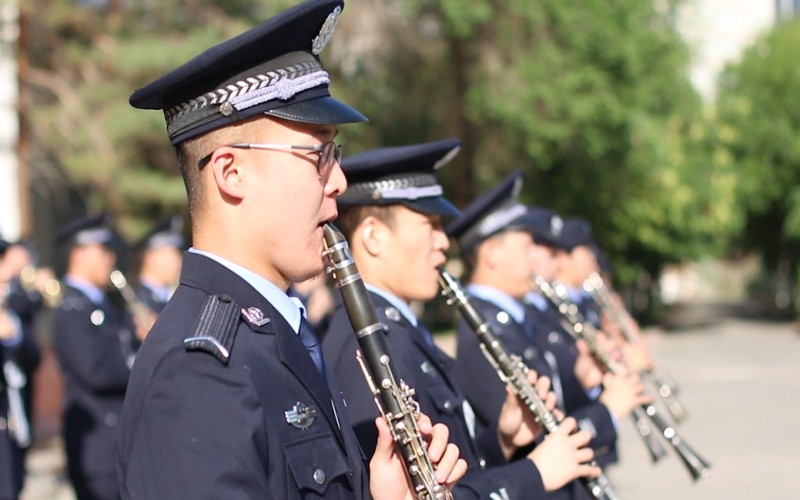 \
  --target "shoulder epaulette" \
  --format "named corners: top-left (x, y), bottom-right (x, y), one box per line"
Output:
top-left (184, 294), bottom-right (240, 364)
